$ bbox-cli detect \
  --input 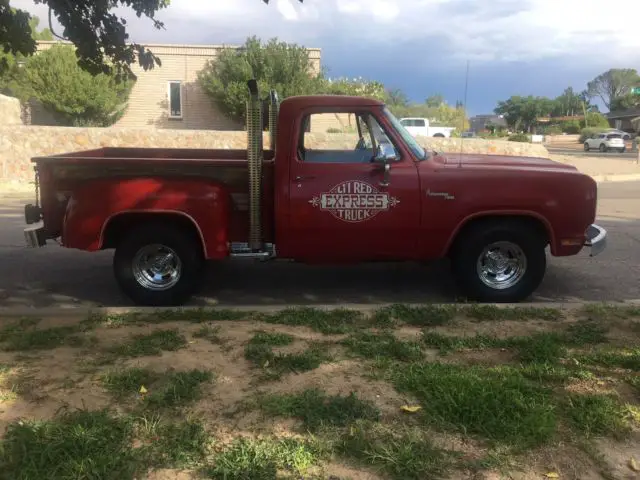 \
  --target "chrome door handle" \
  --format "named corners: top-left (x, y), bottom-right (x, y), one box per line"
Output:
top-left (295, 175), bottom-right (316, 181)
